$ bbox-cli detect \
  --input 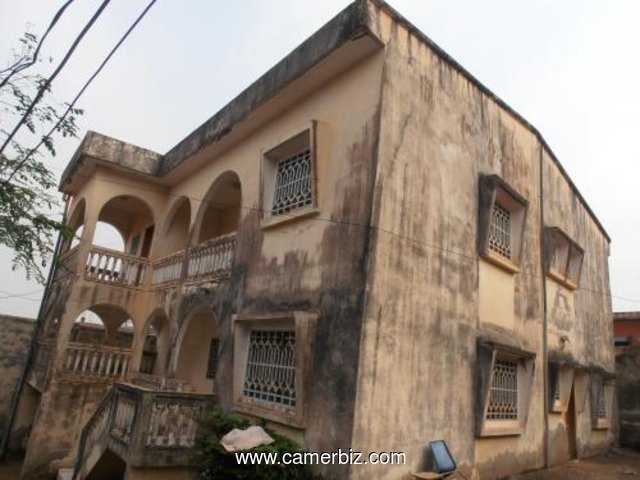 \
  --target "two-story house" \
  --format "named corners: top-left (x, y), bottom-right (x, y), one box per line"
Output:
top-left (9, 1), bottom-right (614, 479)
